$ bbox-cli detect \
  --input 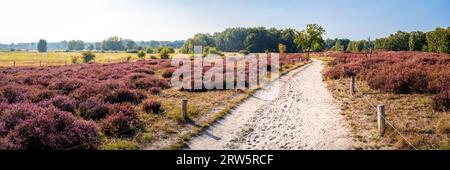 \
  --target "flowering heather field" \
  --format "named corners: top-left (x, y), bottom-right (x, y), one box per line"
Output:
top-left (325, 51), bottom-right (450, 111)
top-left (323, 51), bottom-right (450, 149)
top-left (0, 54), bottom-right (307, 150)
